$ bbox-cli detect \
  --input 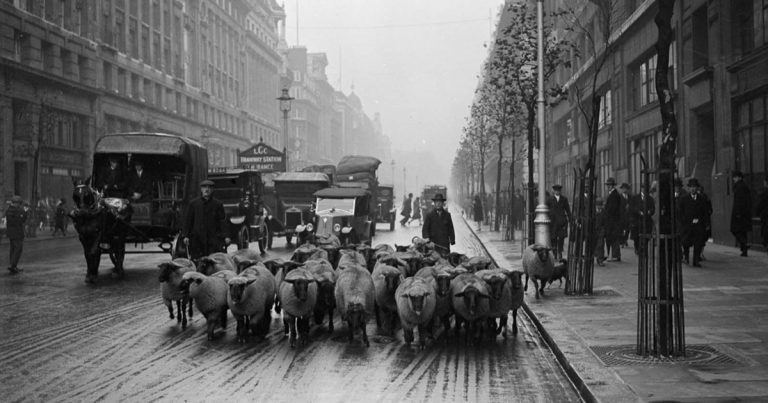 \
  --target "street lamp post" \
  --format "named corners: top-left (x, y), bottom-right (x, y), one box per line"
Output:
top-left (533, 0), bottom-right (550, 247)
top-left (390, 160), bottom-right (395, 188)
top-left (403, 166), bottom-right (407, 199)
top-left (277, 88), bottom-right (294, 171)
